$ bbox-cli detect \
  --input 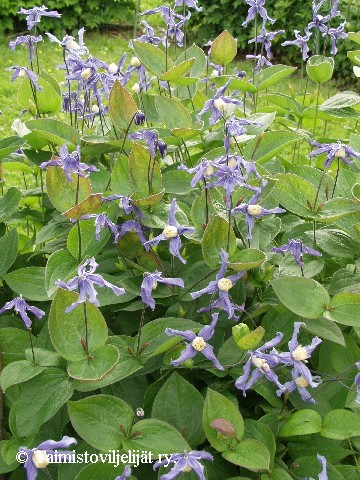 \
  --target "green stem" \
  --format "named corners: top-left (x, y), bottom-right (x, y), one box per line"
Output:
top-left (28, 328), bottom-right (36, 366)
top-left (83, 301), bottom-right (89, 356)
top-left (331, 158), bottom-right (340, 199)
top-left (313, 83), bottom-right (321, 137)
top-left (136, 305), bottom-right (146, 355)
